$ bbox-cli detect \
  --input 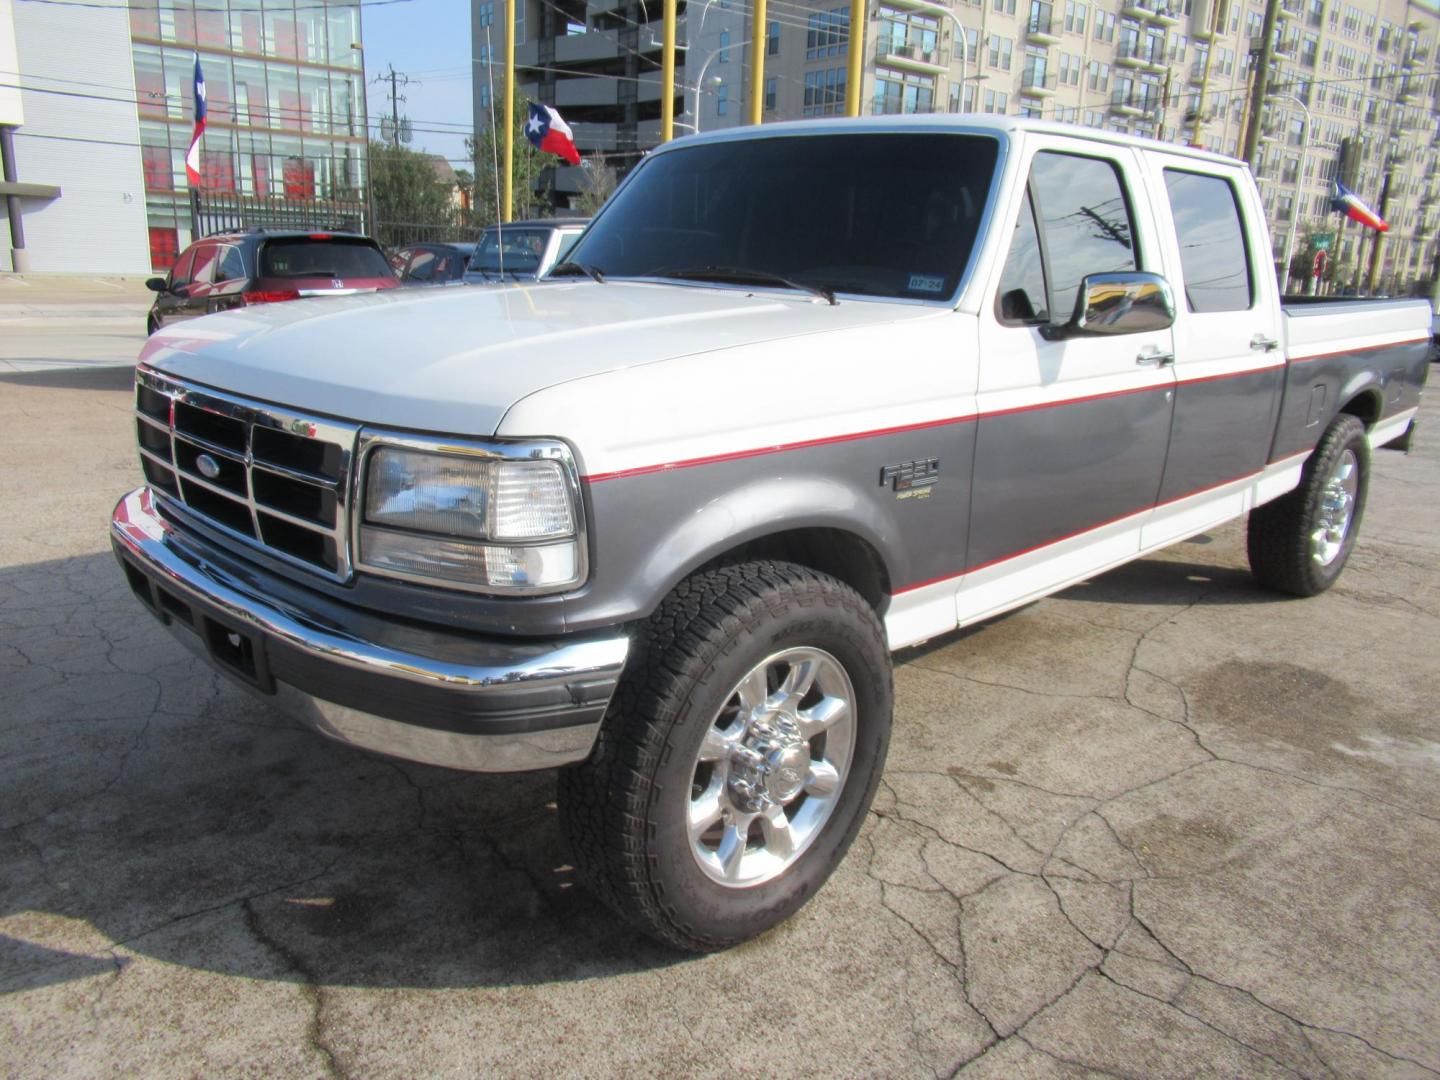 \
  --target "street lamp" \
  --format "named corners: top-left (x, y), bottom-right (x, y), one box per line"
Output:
top-left (684, 43), bottom-right (748, 133)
